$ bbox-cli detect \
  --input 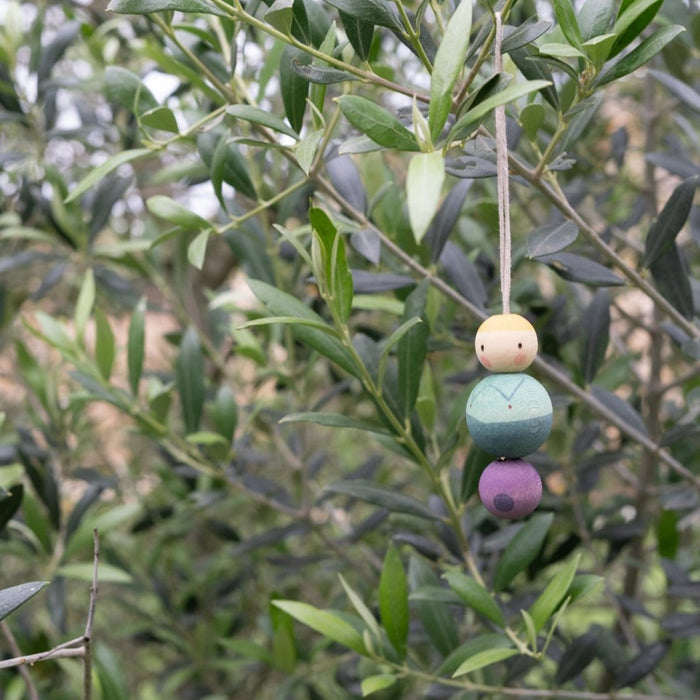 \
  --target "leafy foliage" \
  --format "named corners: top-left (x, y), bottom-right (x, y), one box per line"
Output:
top-left (0, 0), bottom-right (698, 698)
